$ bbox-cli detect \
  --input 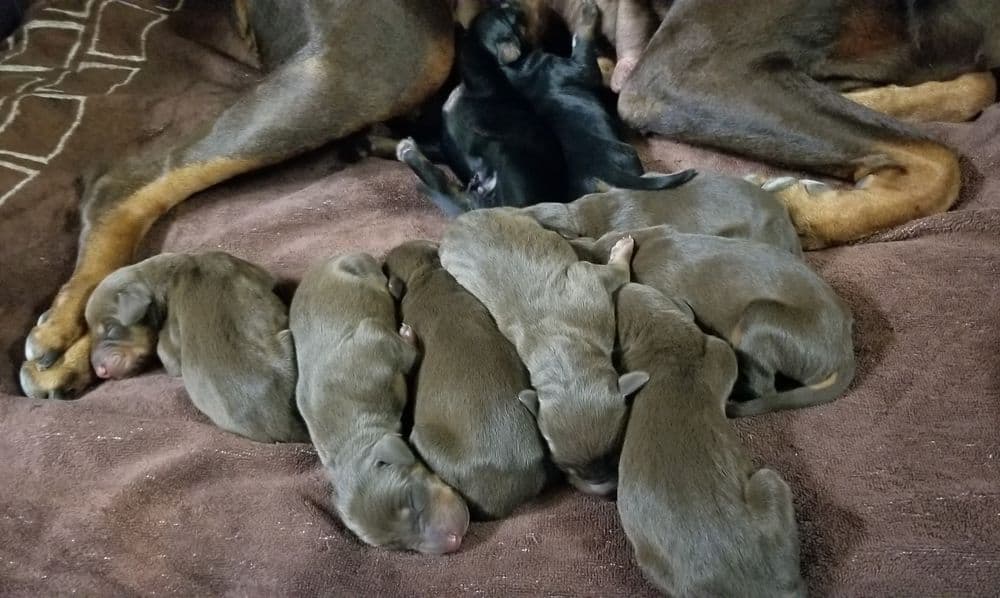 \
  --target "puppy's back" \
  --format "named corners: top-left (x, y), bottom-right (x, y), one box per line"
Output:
top-left (615, 284), bottom-right (804, 597)
top-left (386, 241), bottom-right (546, 519)
top-left (165, 252), bottom-right (306, 443)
